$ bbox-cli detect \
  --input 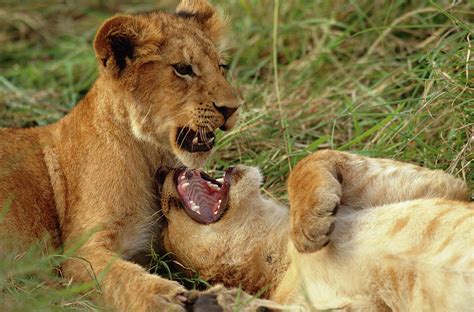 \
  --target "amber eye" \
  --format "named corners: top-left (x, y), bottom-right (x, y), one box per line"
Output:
top-left (173, 63), bottom-right (194, 77)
